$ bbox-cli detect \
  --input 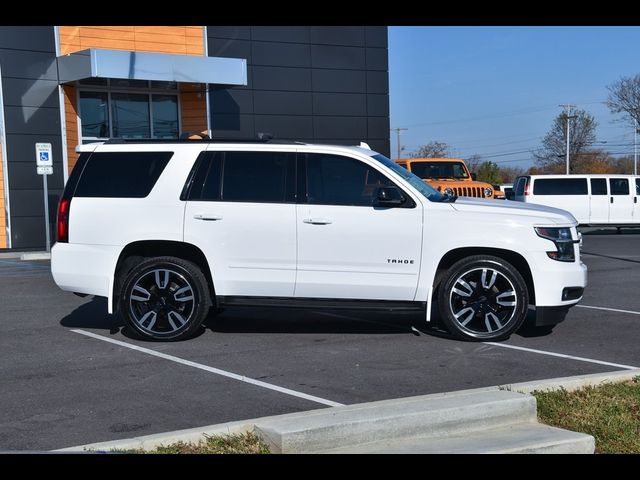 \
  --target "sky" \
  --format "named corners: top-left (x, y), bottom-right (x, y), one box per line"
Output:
top-left (388, 26), bottom-right (640, 169)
